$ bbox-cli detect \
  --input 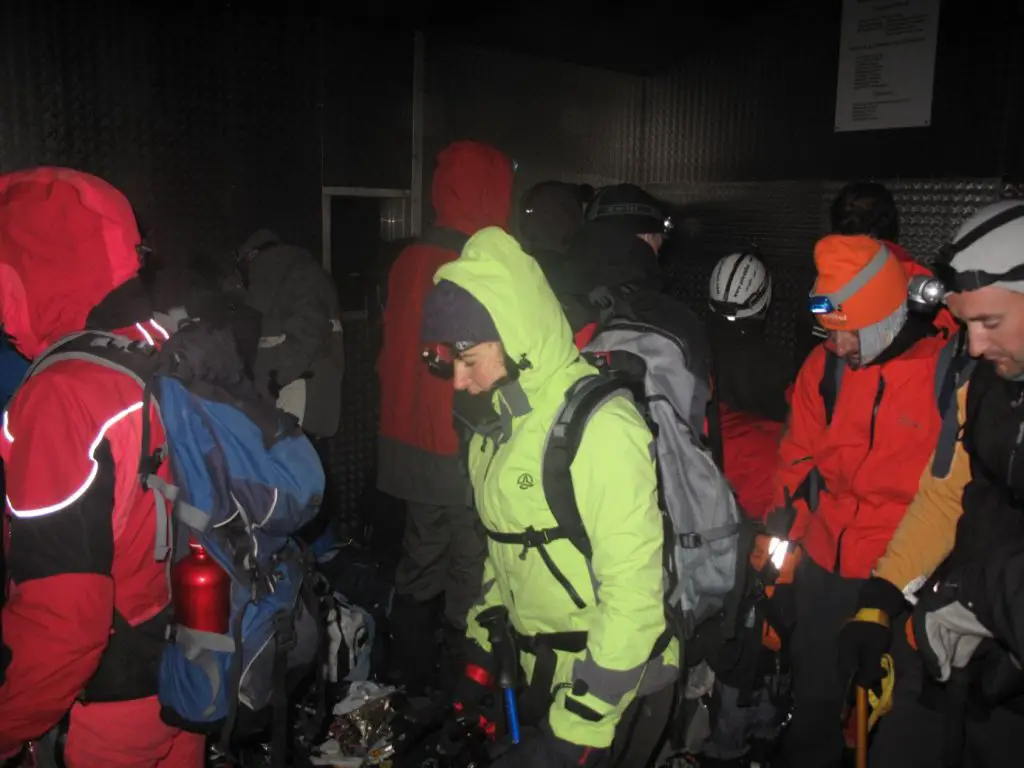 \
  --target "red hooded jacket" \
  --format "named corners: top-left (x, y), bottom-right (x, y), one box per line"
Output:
top-left (0, 169), bottom-right (179, 755)
top-left (377, 142), bottom-right (513, 458)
